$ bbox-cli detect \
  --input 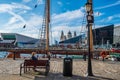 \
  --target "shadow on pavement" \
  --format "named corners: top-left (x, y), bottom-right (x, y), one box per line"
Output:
top-left (34, 72), bottom-right (114, 80)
